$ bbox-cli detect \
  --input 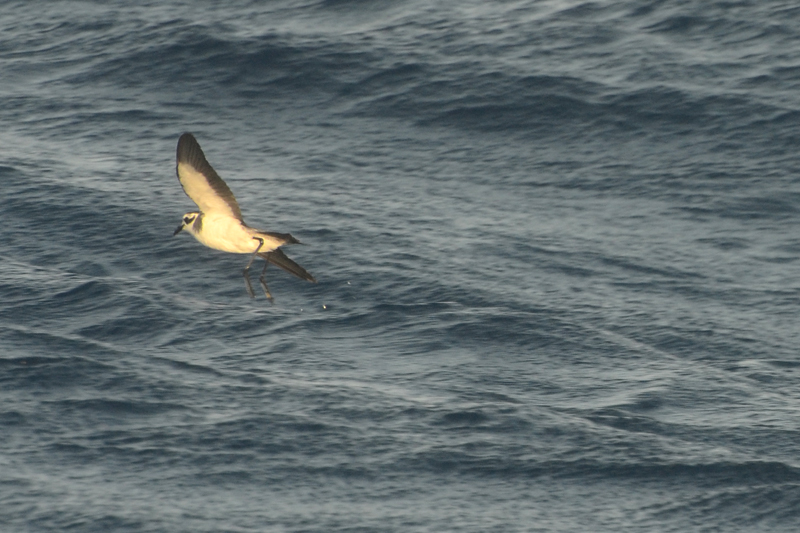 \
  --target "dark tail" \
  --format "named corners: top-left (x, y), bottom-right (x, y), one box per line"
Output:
top-left (262, 231), bottom-right (301, 245)
top-left (259, 248), bottom-right (316, 283)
